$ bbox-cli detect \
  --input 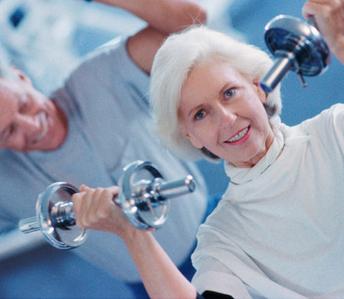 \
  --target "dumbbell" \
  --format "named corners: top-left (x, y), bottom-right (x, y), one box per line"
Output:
top-left (260, 14), bottom-right (330, 93)
top-left (19, 160), bottom-right (195, 249)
